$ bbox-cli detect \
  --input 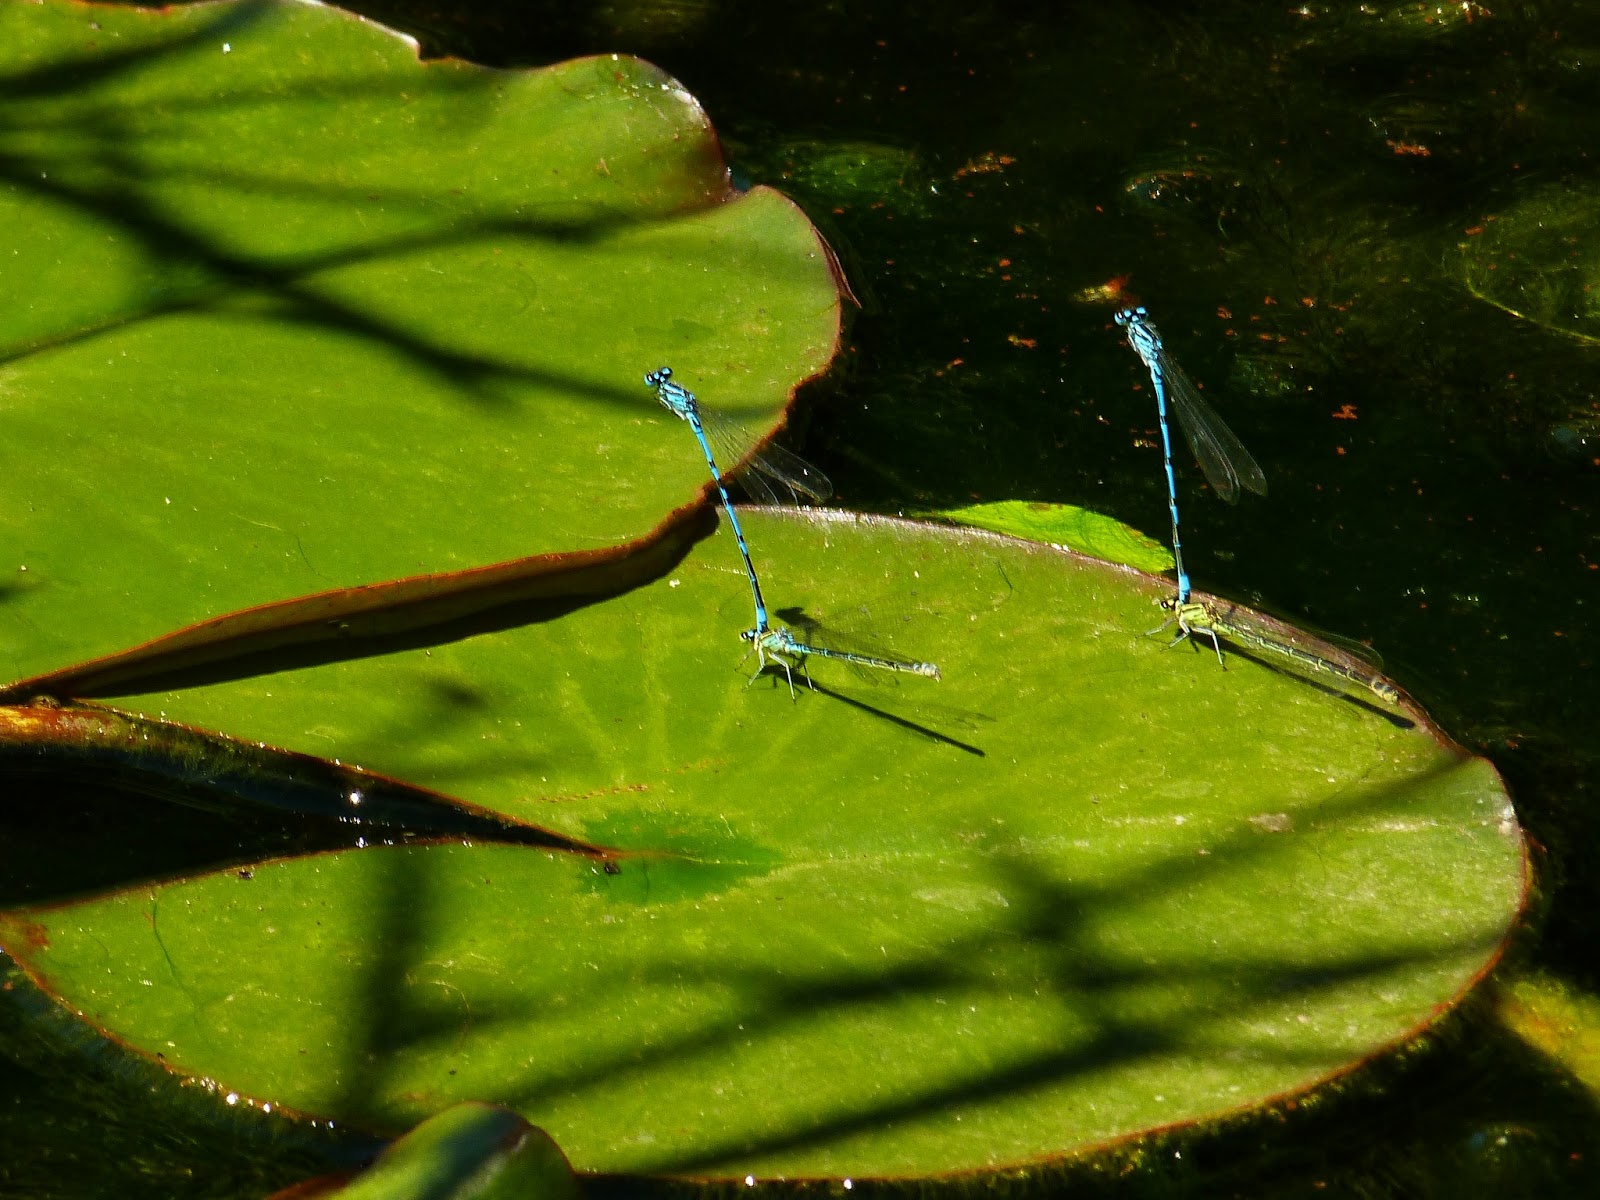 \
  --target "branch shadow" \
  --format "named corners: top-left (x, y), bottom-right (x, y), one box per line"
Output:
top-left (0, 1), bottom-right (693, 413)
top-left (311, 753), bottom-right (1524, 1182)
top-left (0, 3), bottom-right (274, 103)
